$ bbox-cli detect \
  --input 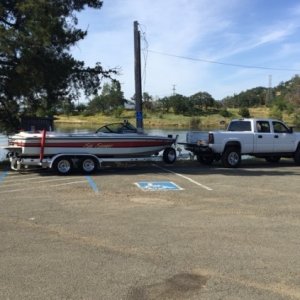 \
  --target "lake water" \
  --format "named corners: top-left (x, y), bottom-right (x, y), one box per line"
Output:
top-left (0, 126), bottom-right (196, 162)
top-left (0, 134), bottom-right (8, 161)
